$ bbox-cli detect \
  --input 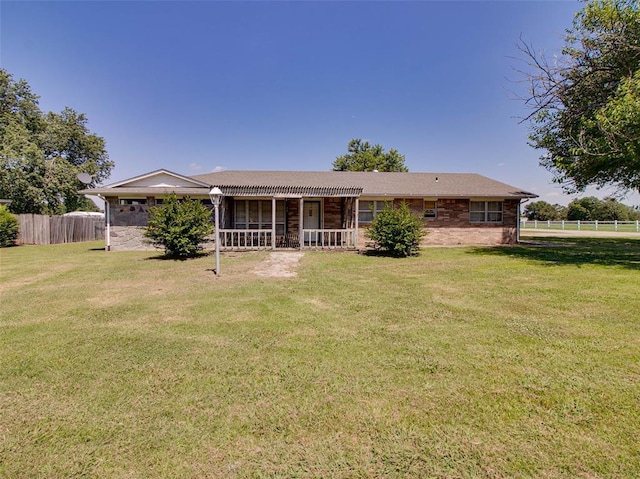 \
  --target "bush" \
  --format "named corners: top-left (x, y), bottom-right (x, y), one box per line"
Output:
top-left (0, 205), bottom-right (19, 247)
top-left (144, 194), bottom-right (214, 258)
top-left (366, 202), bottom-right (426, 257)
